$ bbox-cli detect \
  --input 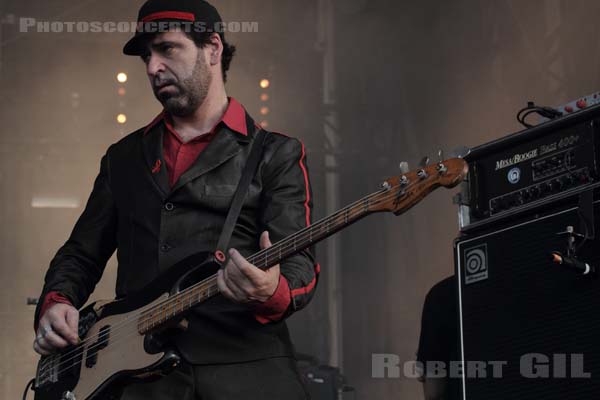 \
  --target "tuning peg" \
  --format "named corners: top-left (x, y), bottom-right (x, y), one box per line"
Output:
top-left (450, 146), bottom-right (471, 159)
top-left (436, 149), bottom-right (448, 174)
top-left (419, 156), bottom-right (430, 168)
top-left (399, 161), bottom-right (410, 174)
